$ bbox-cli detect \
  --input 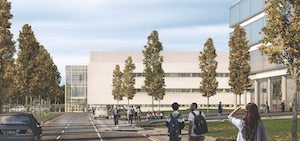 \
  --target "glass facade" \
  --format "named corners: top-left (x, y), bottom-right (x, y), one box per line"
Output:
top-left (230, 0), bottom-right (300, 110)
top-left (249, 50), bottom-right (285, 73)
top-left (243, 17), bottom-right (266, 45)
top-left (135, 88), bottom-right (230, 93)
top-left (65, 66), bottom-right (87, 112)
top-left (134, 72), bottom-right (229, 78)
top-left (230, 0), bottom-right (265, 27)
top-left (230, 0), bottom-right (266, 46)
